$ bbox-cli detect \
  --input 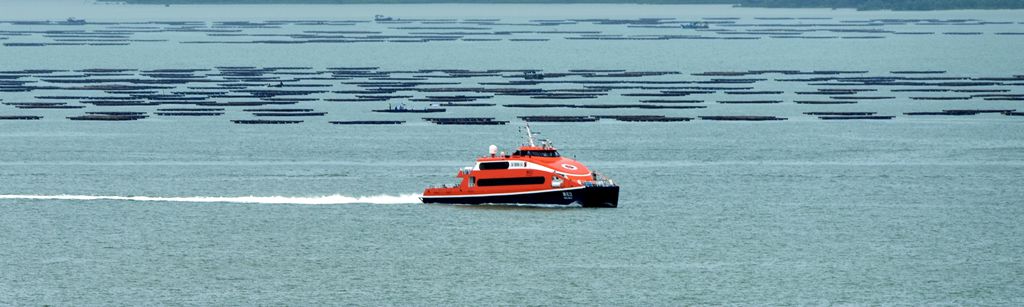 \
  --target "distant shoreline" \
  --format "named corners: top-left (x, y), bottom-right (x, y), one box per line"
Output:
top-left (95, 0), bottom-right (1024, 11)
